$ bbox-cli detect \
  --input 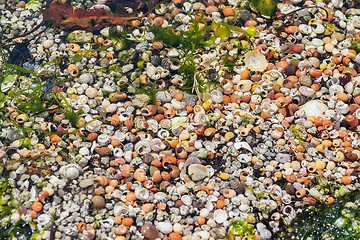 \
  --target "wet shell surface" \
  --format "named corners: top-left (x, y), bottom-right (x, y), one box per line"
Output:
top-left (3, 2), bottom-right (360, 240)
